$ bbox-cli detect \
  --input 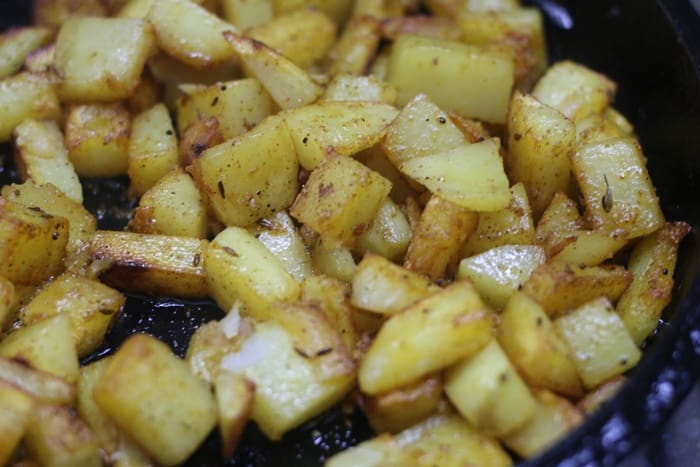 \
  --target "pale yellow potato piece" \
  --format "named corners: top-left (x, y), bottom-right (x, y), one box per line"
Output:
top-left (553, 297), bottom-right (641, 389)
top-left (351, 252), bottom-right (441, 315)
top-left (283, 100), bottom-right (398, 170)
top-left (533, 60), bottom-right (616, 122)
top-left (0, 357), bottom-right (75, 406)
top-left (618, 222), bottom-right (691, 344)
top-left (204, 226), bottom-right (300, 318)
top-left (33, 0), bottom-right (108, 27)
top-left (0, 380), bottom-right (34, 466)
top-left (326, 435), bottom-right (414, 467)
top-left (445, 340), bottom-right (536, 436)
top-left (117, 0), bottom-right (155, 18)
top-left (359, 280), bottom-right (493, 394)
top-left (127, 103), bottom-right (179, 197)
top-left (323, 74), bottom-right (397, 104)
top-left (220, 320), bottom-right (354, 440)
top-left (291, 155), bottom-right (392, 248)
top-left (0, 27), bottom-right (53, 79)
top-left (310, 243), bottom-right (357, 282)
top-left (20, 273), bottom-right (125, 358)
top-left (355, 197), bottom-right (412, 261)
top-left (535, 192), bottom-right (584, 247)
top-left (0, 198), bottom-right (68, 286)
top-left (65, 103), bottom-right (131, 178)
top-left (221, 0), bottom-right (273, 29)
top-left (13, 119), bottom-right (82, 203)
top-left (386, 34), bottom-right (514, 123)
top-left (326, 16), bottom-right (382, 77)
top-left (458, 244), bottom-right (546, 310)
top-left (498, 292), bottom-right (583, 398)
top-left (507, 91), bottom-right (574, 218)
top-left (550, 229), bottom-right (628, 266)
top-left (176, 78), bottom-right (275, 141)
top-left (191, 115), bottom-right (298, 227)
top-left (54, 17), bottom-right (154, 102)
top-left (354, 145), bottom-right (416, 204)
top-left (0, 71), bottom-right (61, 142)
top-left (400, 138), bottom-right (511, 212)
top-left (94, 334), bottom-right (217, 466)
top-left (272, 0), bottom-right (354, 25)
top-left (130, 168), bottom-right (208, 239)
top-left (225, 32), bottom-right (323, 109)
top-left (148, 0), bottom-right (238, 69)
top-left (213, 372), bottom-right (255, 458)
top-left (572, 137), bottom-right (665, 239)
